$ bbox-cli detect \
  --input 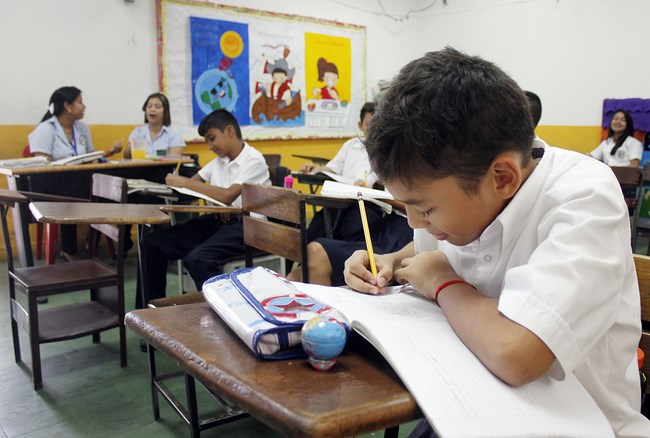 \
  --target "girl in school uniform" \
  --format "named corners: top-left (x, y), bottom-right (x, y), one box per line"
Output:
top-left (590, 109), bottom-right (643, 167)
top-left (28, 86), bottom-right (123, 261)
top-left (125, 92), bottom-right (185, 158)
